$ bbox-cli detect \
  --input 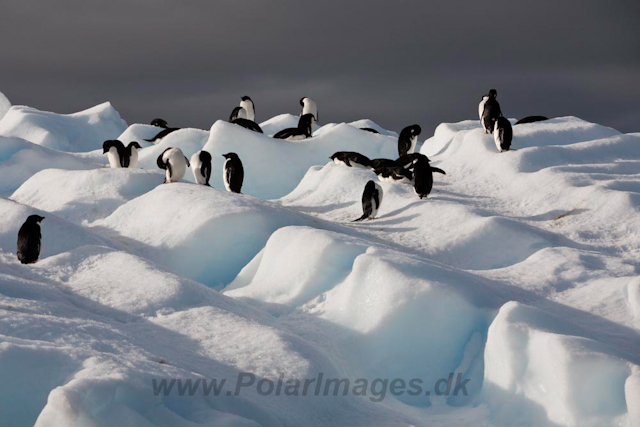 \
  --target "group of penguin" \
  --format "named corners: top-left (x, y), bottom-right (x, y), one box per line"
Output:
top-left (19, 89), bottom-right (549, 264)
top-left (330, 124), bottom-right (446, 222)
